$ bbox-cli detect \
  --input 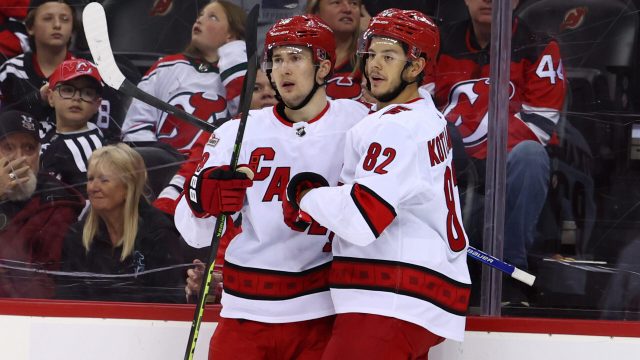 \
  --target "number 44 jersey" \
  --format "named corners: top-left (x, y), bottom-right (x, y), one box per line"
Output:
top-left (430, 18), bottom-right (566, 160)
top-left (300, 95), bottom-right (472, 342)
